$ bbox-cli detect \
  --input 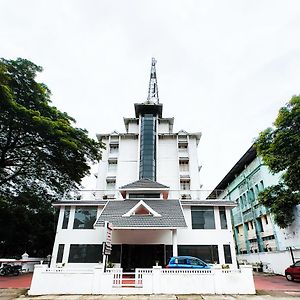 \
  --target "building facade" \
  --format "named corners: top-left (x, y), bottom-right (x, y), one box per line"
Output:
top-left (50, 59), bottom-right (237, 271)
top-left (210, 145), bottom-right (300, 274)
